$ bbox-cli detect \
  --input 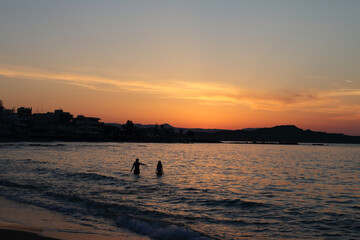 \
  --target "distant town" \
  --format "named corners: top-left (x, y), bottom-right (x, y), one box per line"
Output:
top-left (1, 101), bottom-right (360, 143)
top-left (0, 101), bottom-right (203, 142)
